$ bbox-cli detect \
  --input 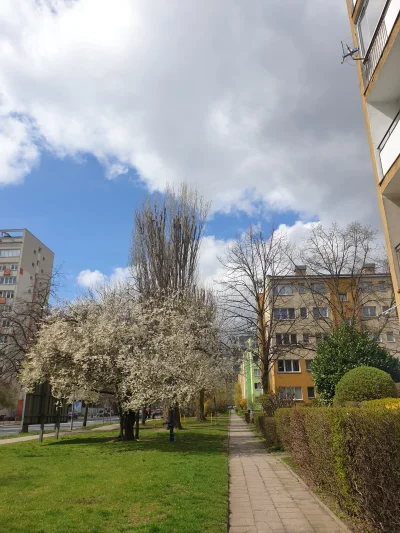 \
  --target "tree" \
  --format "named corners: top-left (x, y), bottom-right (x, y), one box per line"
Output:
top-left (0, 379), bottom-right (17, 410)
top-left (333, 366), bottom-right (397, 405)
top-left (218, 224), bottom-right (301, 392)
top-left (312, 323), bottom-right (400, 402)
